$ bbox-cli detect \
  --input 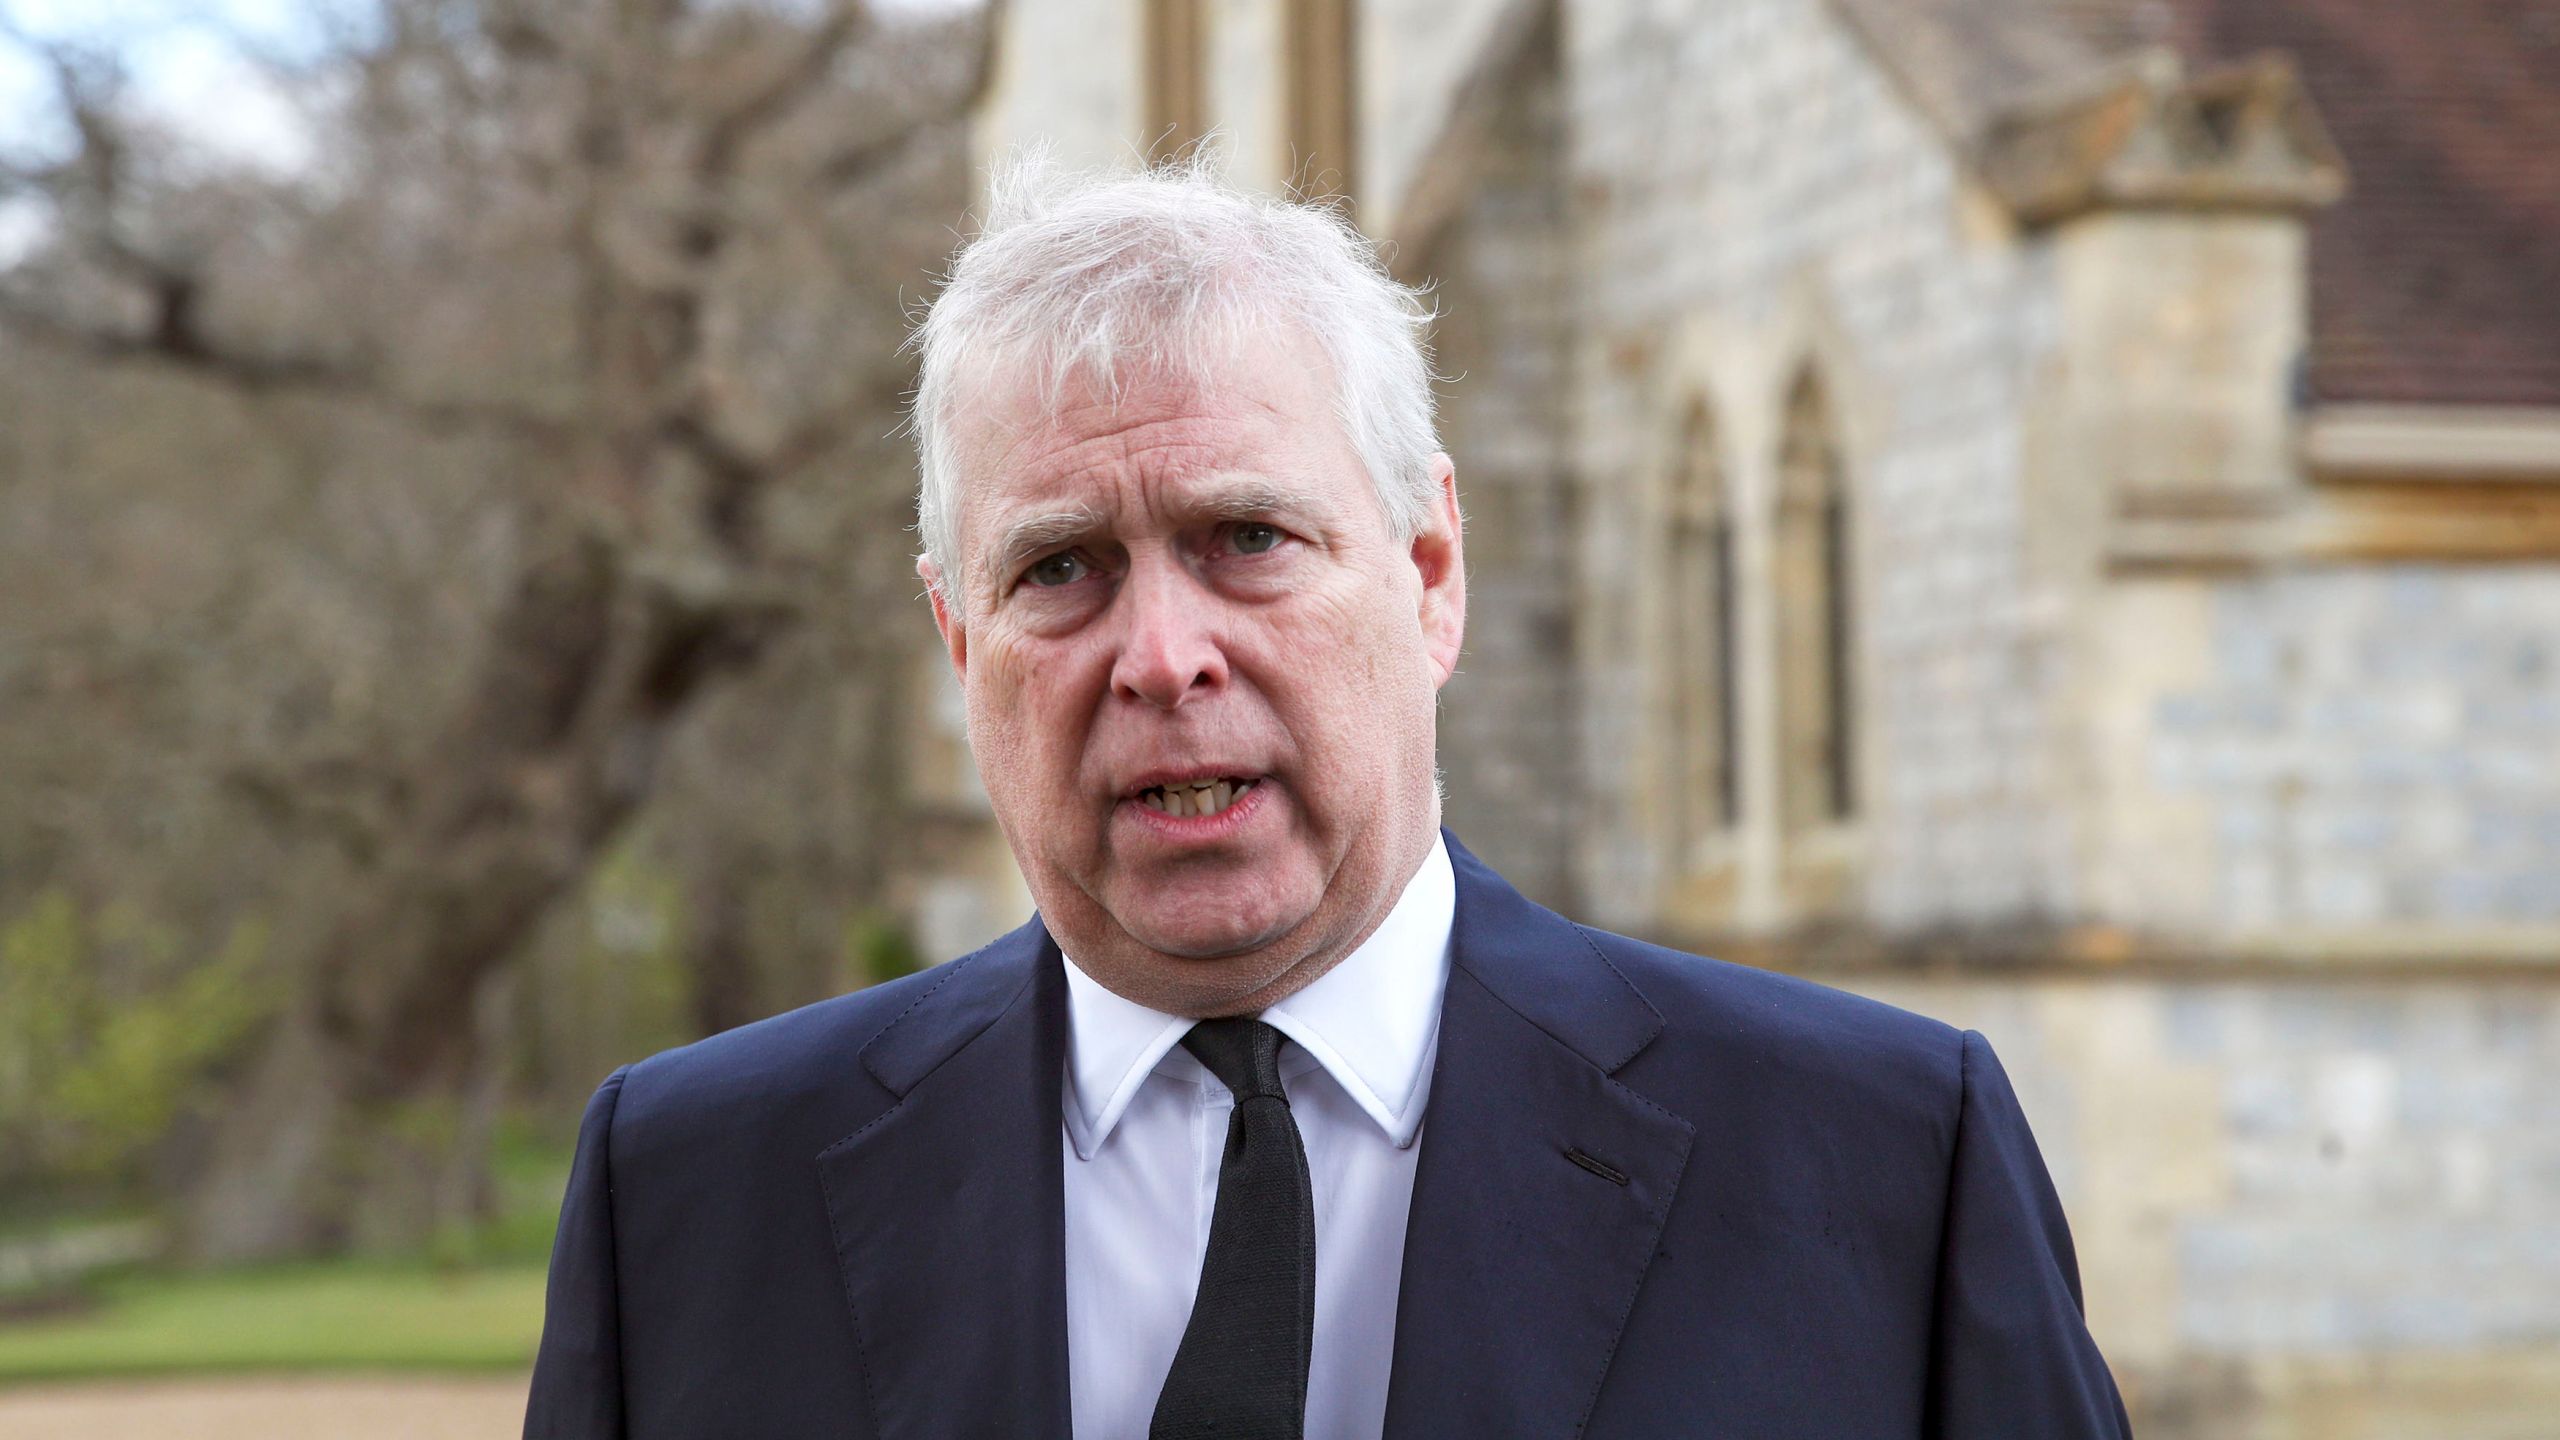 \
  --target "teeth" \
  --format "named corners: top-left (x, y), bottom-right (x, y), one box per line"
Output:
top-left (1139, 778), bottom-right (1256, 819)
